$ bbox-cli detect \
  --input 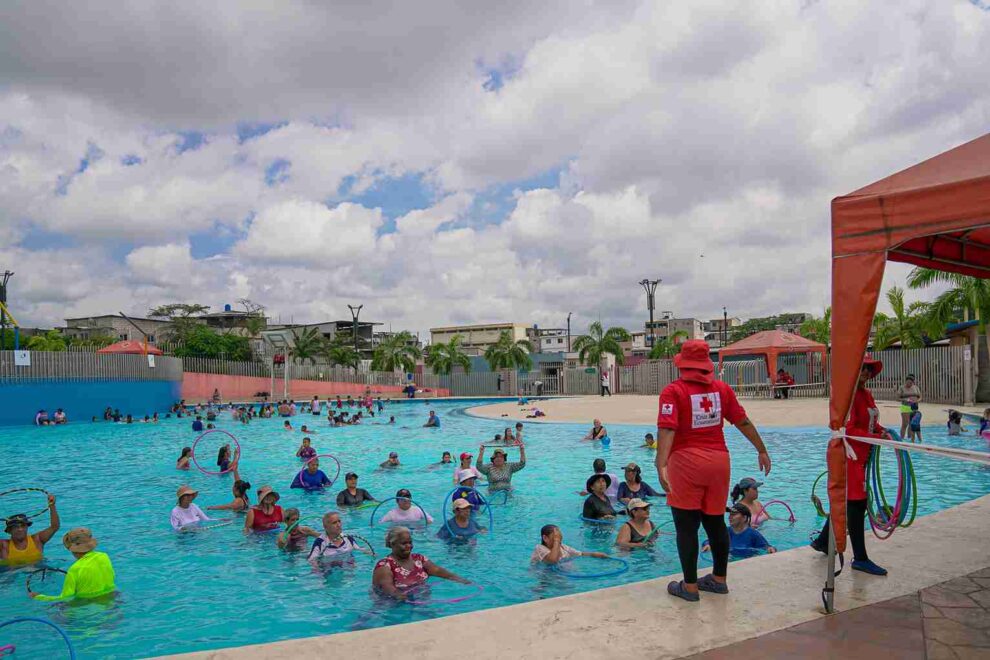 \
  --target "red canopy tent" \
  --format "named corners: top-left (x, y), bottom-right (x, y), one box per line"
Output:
top-left (718, 330), bottom-right (826, 379)
top-left (829, 133), bottom-right (990, 562)
top-left (97, 340), bottom-right (163, 355)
